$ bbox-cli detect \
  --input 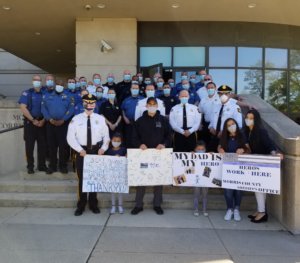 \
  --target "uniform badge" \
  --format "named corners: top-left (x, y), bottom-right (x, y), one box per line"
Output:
top-left (22, 92), bottom-right (28, 96)
top-left (237, 108), bottom-right (241, 113)
top-left (95, 120), bottom-right (99, 124)
top-left (156, 121), bottom-right (162, 128)
top-left (171, 99), bottom-right (174, 102)
top-left (116, 106), bottom-right (119, 110)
